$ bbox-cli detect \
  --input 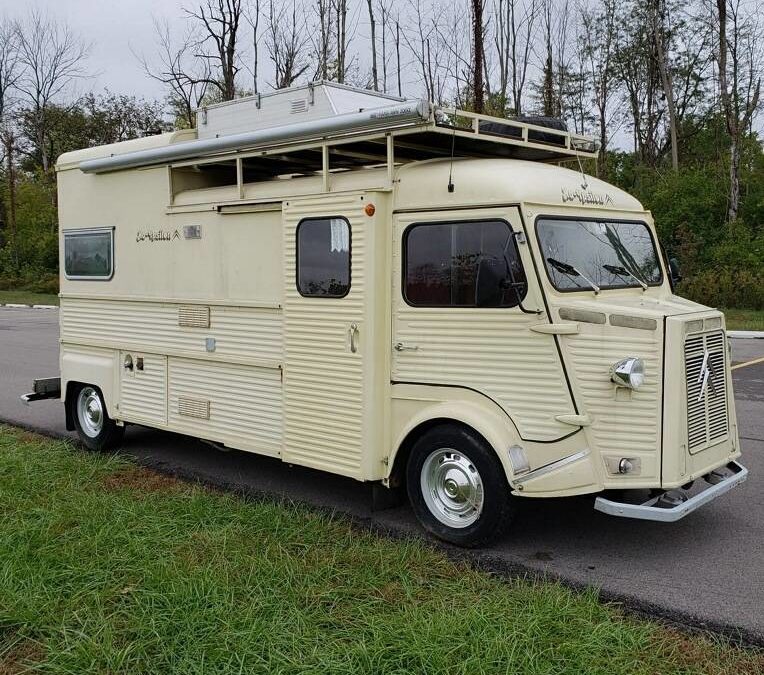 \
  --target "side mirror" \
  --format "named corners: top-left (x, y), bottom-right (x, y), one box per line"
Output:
top-left (475, 256), bottom-right (504, 307)
top-left (669, 257), bottom-right (682, 285)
